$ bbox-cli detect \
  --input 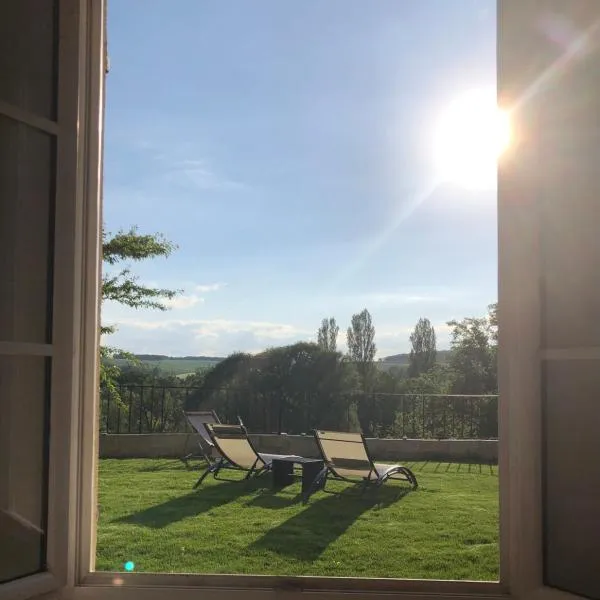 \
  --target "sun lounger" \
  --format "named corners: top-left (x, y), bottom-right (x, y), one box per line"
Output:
top-left (303, 429), bottom-right (418, 503)
top-left (182, 410), bottom-right (221, 465)
top-left (193, 423), bottom-right (301, 488)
